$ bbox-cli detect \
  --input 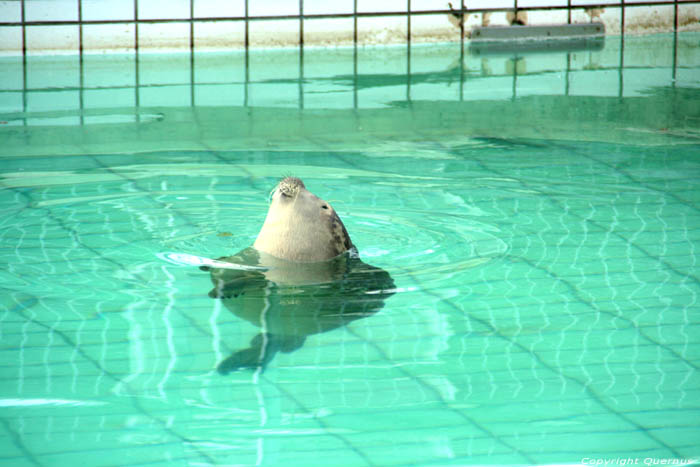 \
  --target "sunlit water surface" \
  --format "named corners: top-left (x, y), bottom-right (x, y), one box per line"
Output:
top-left (1, 33), bottom-right (700, 466)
